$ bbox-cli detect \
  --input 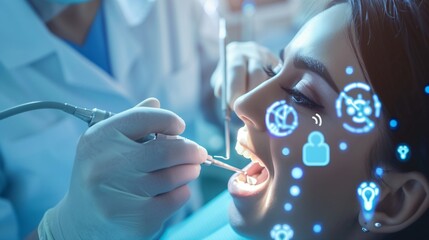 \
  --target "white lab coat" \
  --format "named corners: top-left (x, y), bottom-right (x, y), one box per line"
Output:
top-left (0, 0), bottom-right (218, 239)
